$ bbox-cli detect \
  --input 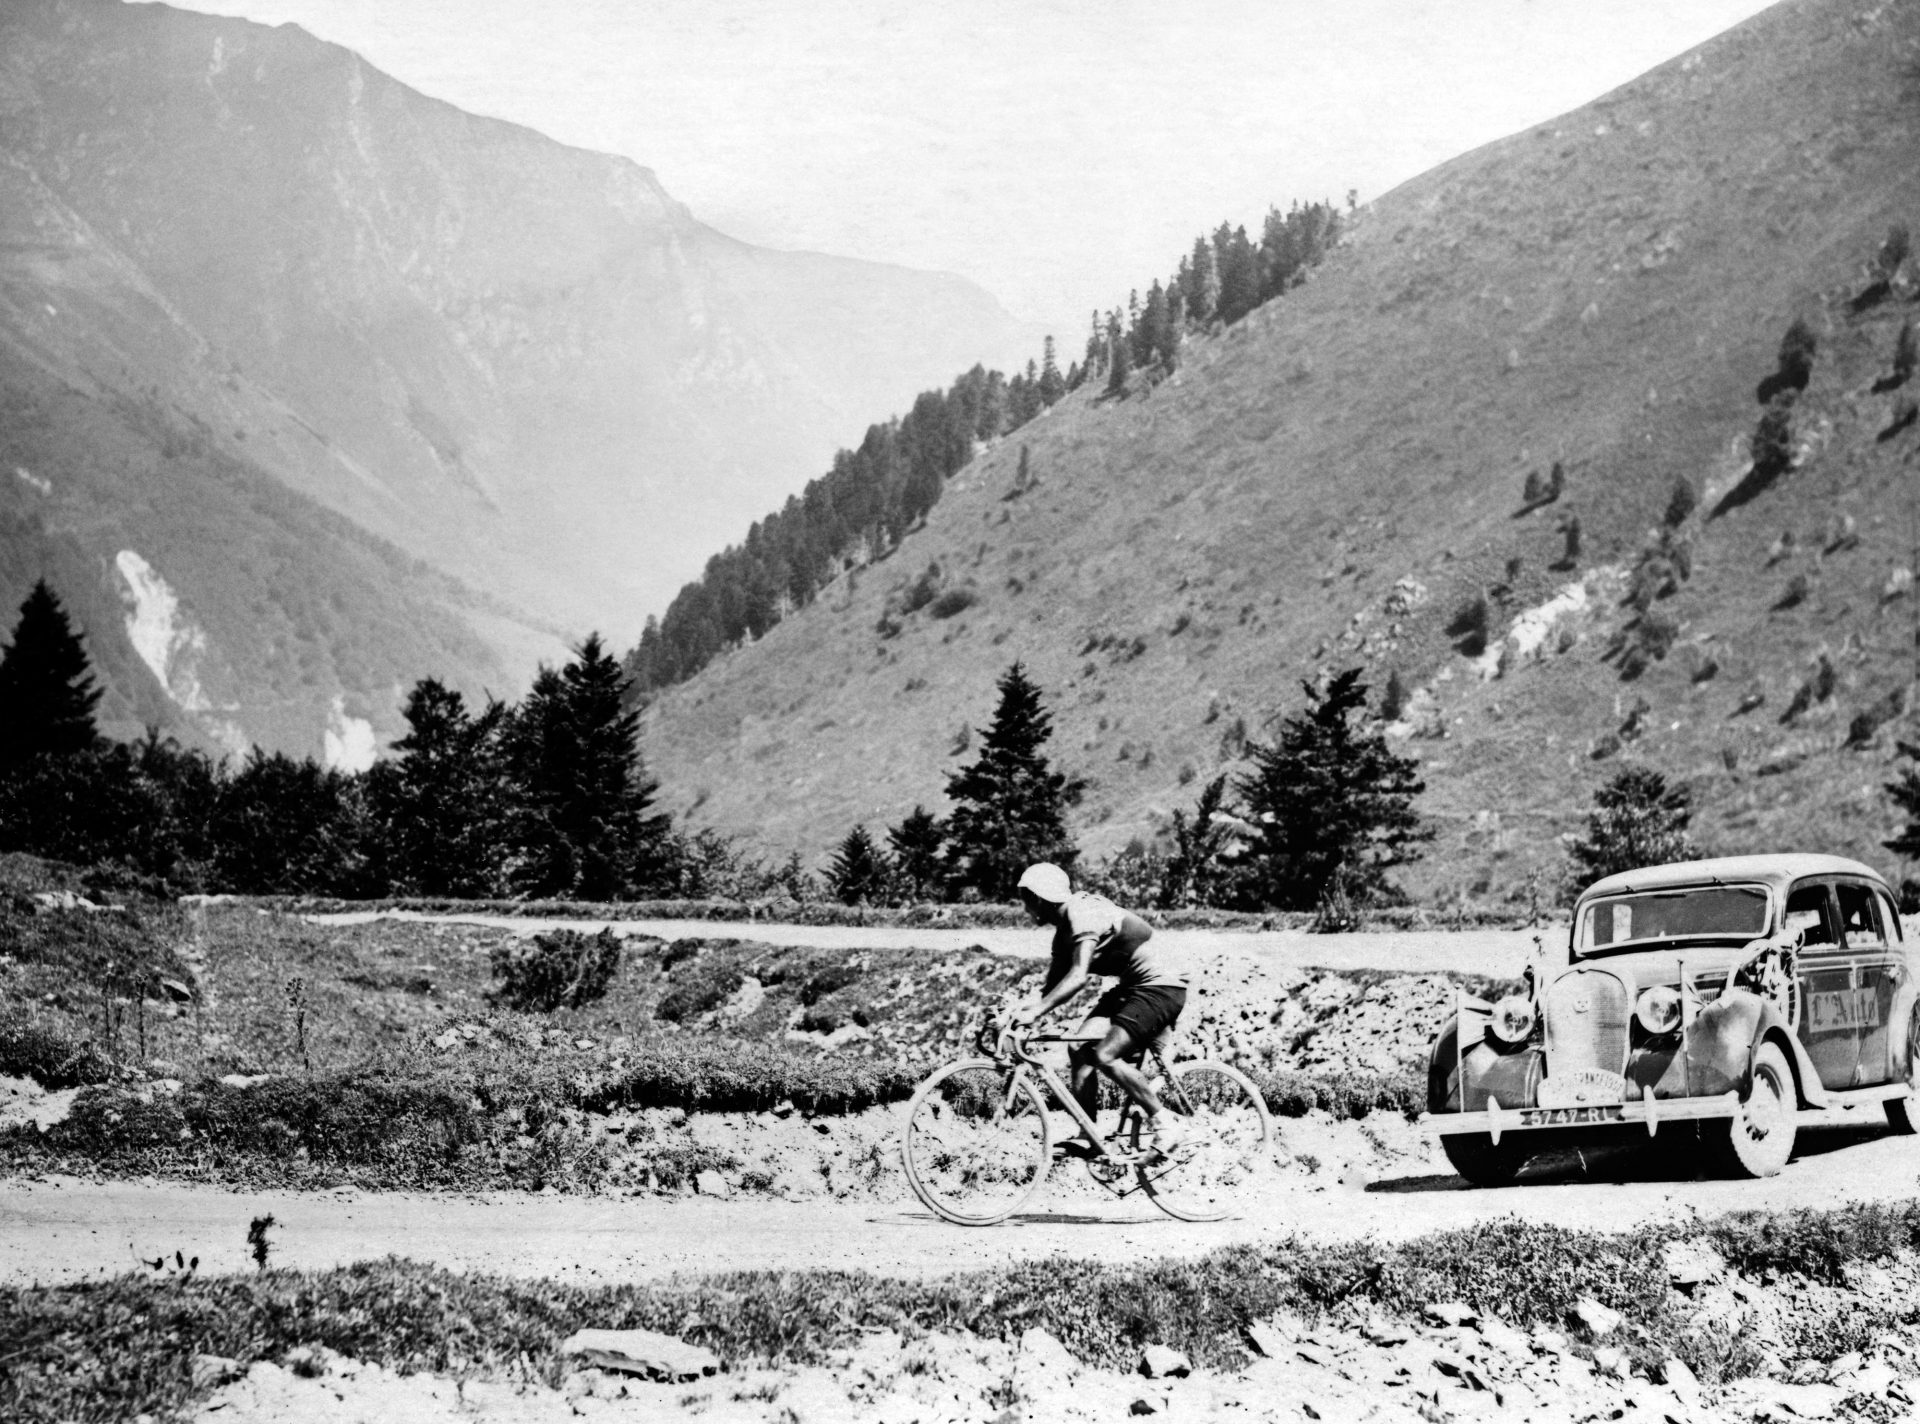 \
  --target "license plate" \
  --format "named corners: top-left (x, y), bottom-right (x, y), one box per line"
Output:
top-left (1521, 1105), bottom-right (1624, 1127)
